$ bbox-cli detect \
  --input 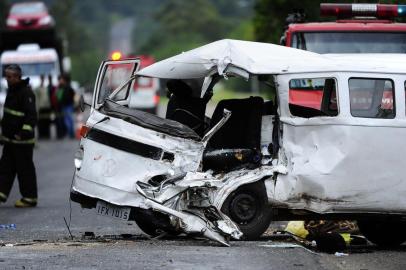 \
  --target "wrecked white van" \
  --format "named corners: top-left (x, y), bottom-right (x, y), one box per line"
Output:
top-left (71, 39), bottom-right (406, 247)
